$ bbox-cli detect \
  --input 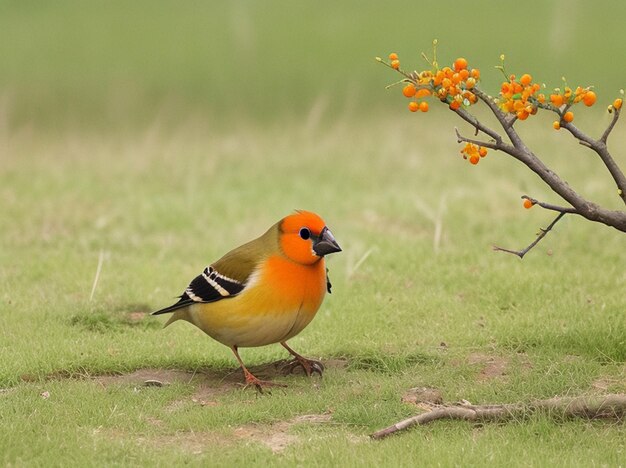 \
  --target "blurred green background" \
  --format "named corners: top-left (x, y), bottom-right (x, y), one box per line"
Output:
top-left (1, 0), bottom-right (625, 130)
